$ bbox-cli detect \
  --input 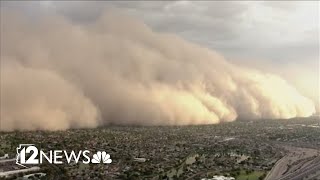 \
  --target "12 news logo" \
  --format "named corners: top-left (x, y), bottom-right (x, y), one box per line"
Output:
top-left (16, 144), bottom-right (112, 167)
